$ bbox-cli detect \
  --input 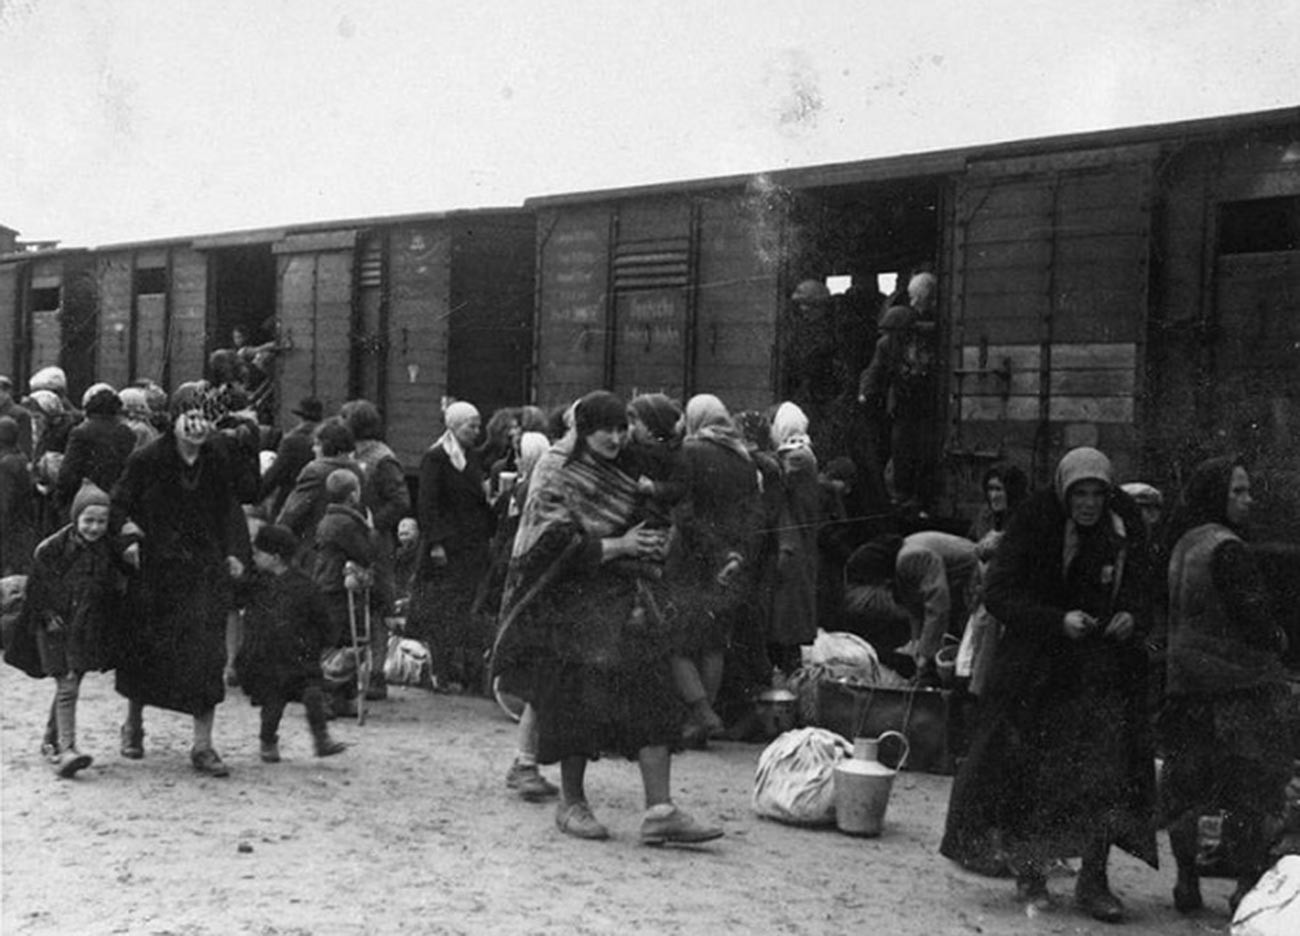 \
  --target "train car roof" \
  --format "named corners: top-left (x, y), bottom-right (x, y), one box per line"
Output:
top-left (25, 205), bottom-right (531, 255)
top-left (525, 105), bottom-right (1300, 207)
